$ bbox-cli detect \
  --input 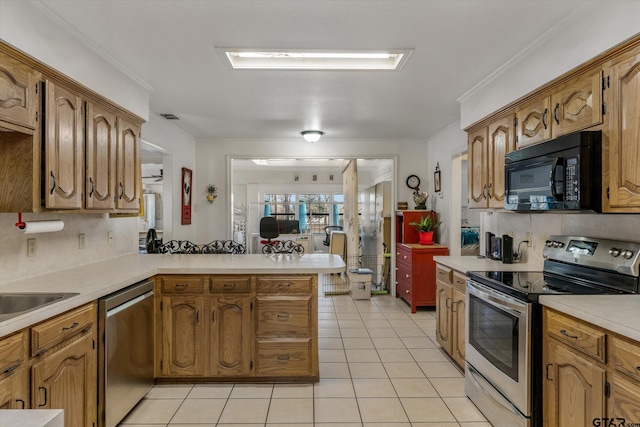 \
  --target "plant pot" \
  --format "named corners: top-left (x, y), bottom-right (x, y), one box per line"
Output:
top-left (418, 231), bottom-right (434, 245)
top-left (207, 194), bottom-right (216, 203)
